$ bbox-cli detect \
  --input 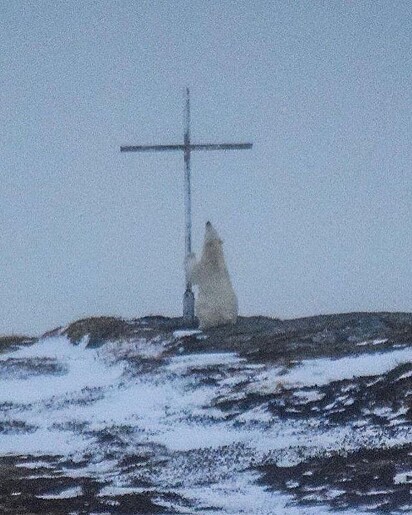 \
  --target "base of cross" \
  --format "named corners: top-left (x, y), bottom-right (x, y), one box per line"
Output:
top-left (183, 289), bottom-right (195, 327)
